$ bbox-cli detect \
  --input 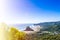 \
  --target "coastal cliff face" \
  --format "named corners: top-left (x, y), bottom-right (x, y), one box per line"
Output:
top-left (23, 26), bottom-right (34, 34)
top-left (23, 26), bottom-right (41, 34)
top-left (24, 31), bottom-right (36, 34)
